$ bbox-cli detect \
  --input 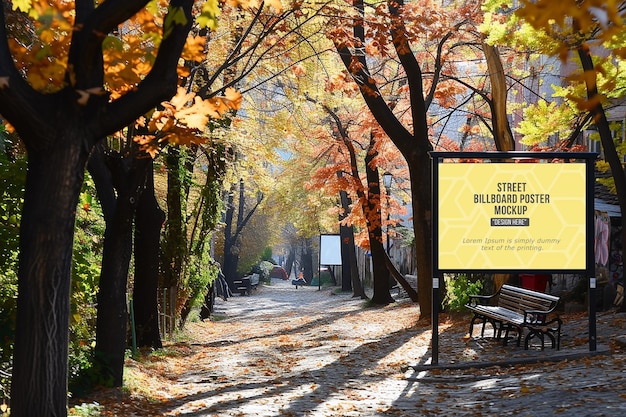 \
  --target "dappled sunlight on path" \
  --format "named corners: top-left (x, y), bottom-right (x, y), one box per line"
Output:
top-left (72, 278), bottom-right (626, 416)
top-left (161, 278), bottom-right (427, 416)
